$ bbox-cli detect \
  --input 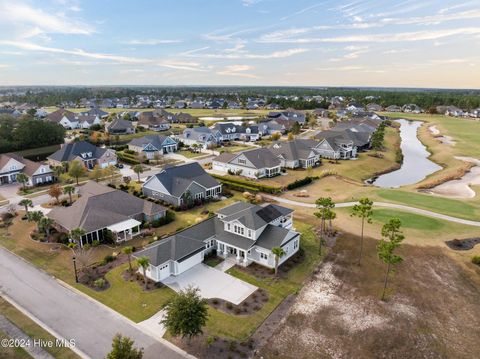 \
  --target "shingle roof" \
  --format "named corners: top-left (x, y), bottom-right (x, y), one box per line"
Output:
top-left (268, 139), bottom-right (320, 161)
top-left (48, 181), bottom-right (166, 232)
top-left (0, 153), bottom-right (50, 176)
top-left (107, 118), bottom-right (133, 131)
top-left (47, 141), bottom-right (107, 162)
top-left (47, 109), bottom-right (76, 123)
top-left (241, 148), bottom-right (281, 169)
top-left (148, 162), bottom-right (220, 197)
top-left (128, 134), bottom-right (172, 149)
